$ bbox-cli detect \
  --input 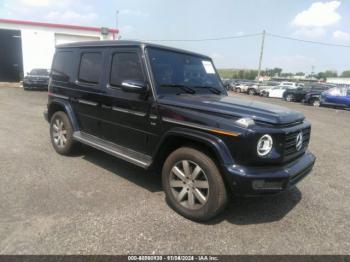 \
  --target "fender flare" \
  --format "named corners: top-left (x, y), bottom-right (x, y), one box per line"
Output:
top-left (154, 127), bottom-right (235, 166)
top-left (47, 99), bottom-right (80, 132)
